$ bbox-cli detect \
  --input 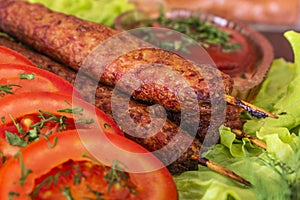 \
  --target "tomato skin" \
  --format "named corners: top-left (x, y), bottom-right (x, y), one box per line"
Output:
top-left (0, 92), bottom-right (124, 137)
top-left (0, 92), bottom-right (124, 168)
top-left (0, 63), bottom-right (82, 98)
top-left (0, 46), bottom-right (36, 66)
top-left (0, 129), bottom-right (178, 200)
